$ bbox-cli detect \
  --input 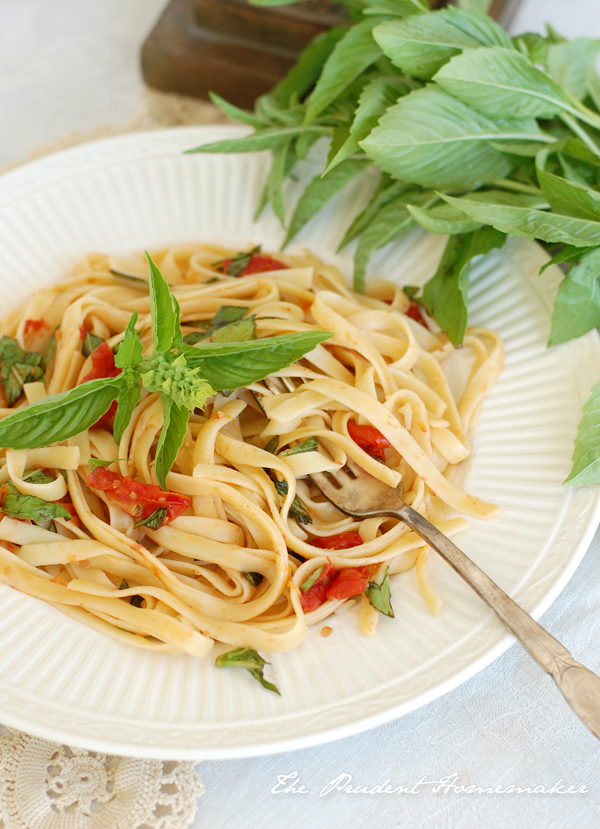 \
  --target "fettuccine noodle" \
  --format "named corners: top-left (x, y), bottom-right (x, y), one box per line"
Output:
top-left (0, 243), bottom-right (503, 661)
